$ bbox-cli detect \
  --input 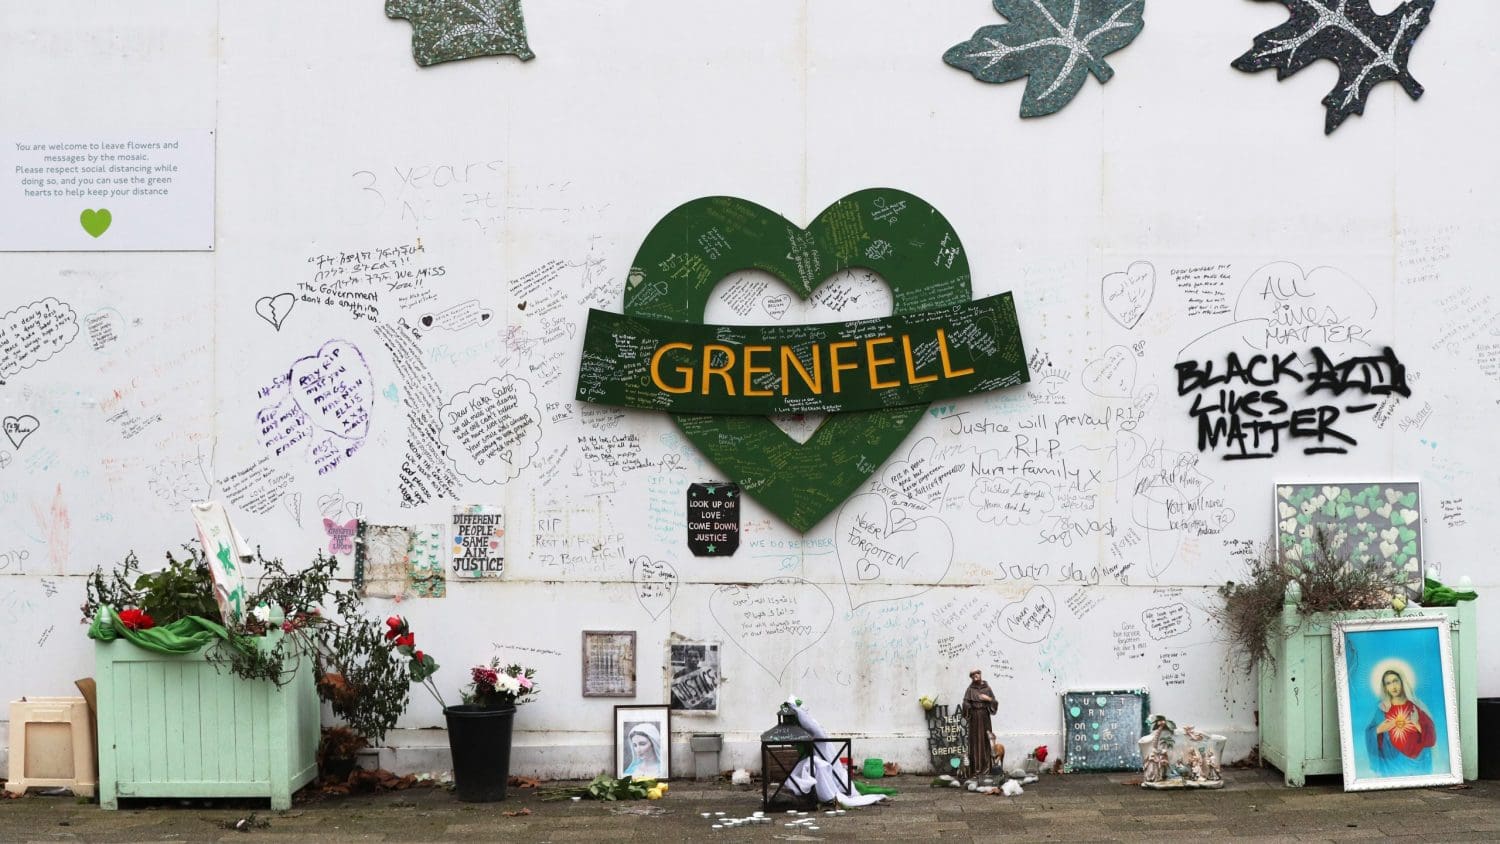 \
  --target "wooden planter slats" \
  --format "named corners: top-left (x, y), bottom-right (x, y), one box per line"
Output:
top-left (95, 628), bottom-right (318, 810)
